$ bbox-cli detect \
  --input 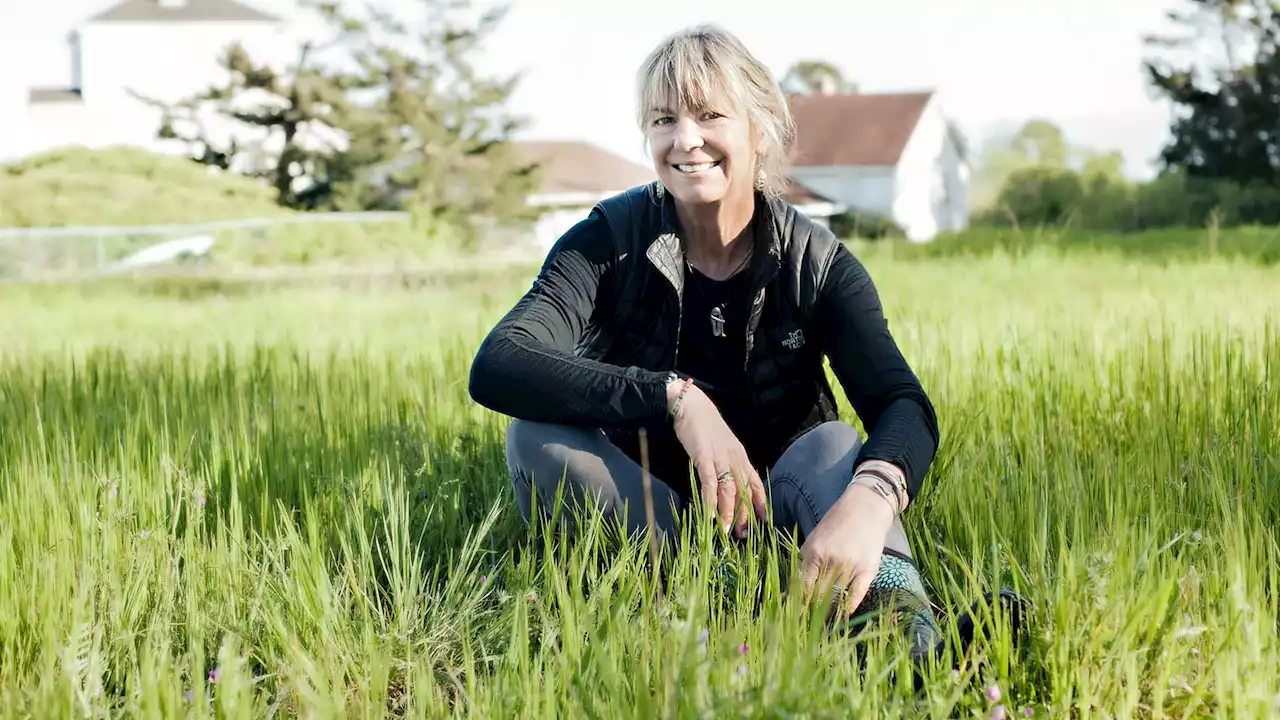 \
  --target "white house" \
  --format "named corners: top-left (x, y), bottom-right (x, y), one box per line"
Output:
top-left (0, 0), bottom-right (293, 165)
top-left (786, 90), bottom-right (971, 241)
